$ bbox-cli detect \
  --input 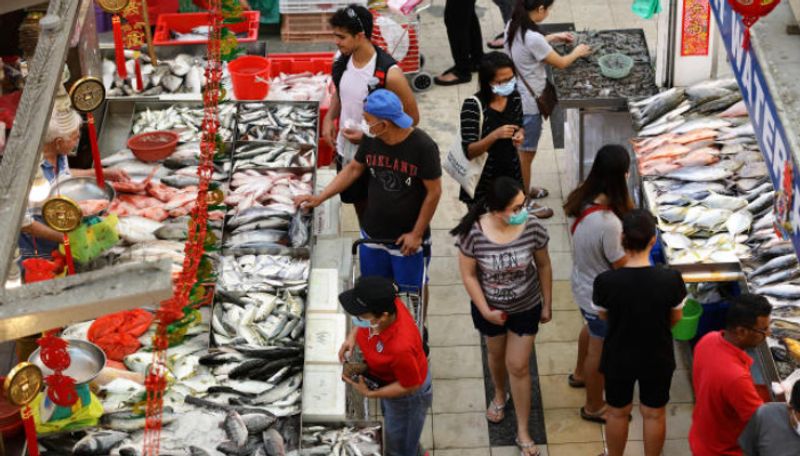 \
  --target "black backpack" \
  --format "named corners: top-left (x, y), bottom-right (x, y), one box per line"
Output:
top-left (331, 45), bottom-right (398, 94)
